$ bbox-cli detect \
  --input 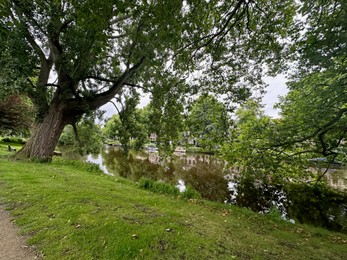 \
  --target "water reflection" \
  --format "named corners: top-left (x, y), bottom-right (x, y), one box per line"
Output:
top-left (86, 154), bottom-right (113, 176)
top-left (100, 146), bottom-right (347, 197)
top-left (101, 146), bottom-right (229, 202)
